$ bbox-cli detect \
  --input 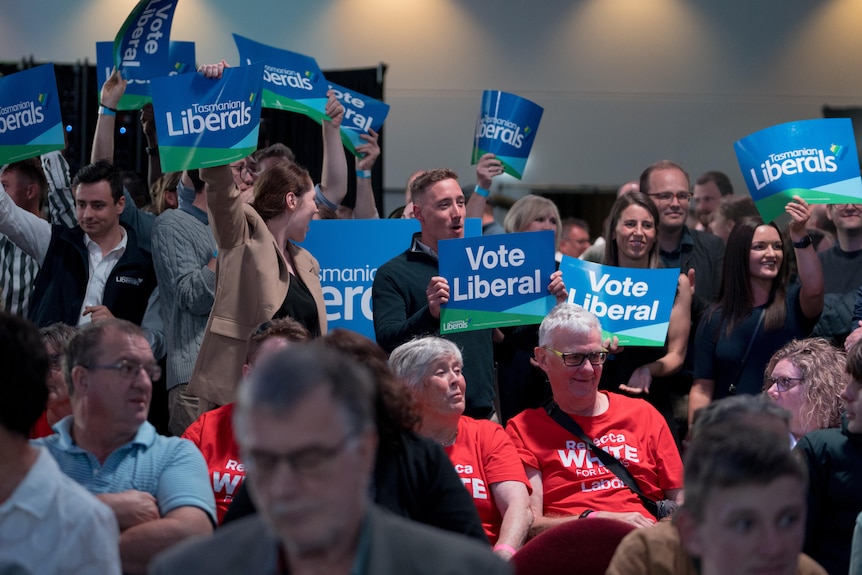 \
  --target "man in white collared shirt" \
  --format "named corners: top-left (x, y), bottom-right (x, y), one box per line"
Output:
top-left (0, 160), bottom-right (161, 351)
